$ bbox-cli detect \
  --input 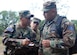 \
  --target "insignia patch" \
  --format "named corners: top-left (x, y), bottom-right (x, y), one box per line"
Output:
top-left (67, 25), bottom-right (75, 31)
top-left (6, 27), bottom-right (14, 32)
